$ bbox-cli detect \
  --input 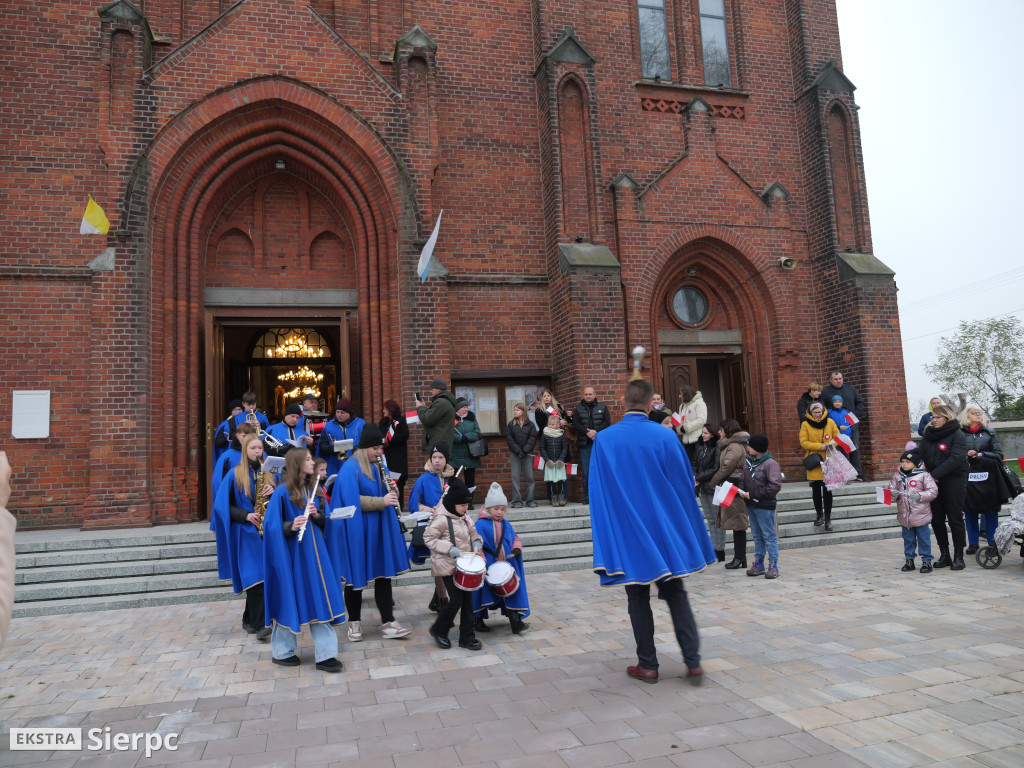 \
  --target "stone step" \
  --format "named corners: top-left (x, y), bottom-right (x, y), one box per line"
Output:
top-left (16, 541), bottom-right (217, 569)
top-left (11, 587), bottom-right (238, 619)
top-left (14, 527), bottom-right (215, 554)
top-left (14, 571), bottom-right (227, 602)
top-left (15, 556), bottom-right (220, 585)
